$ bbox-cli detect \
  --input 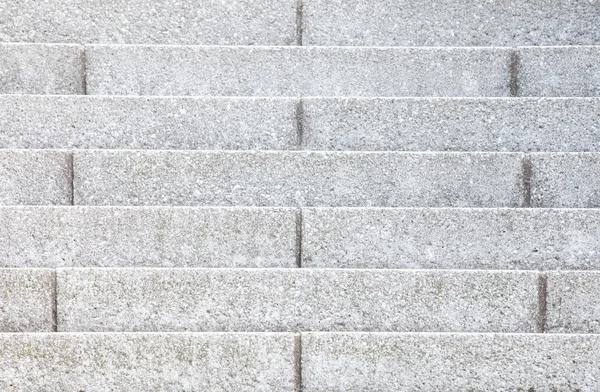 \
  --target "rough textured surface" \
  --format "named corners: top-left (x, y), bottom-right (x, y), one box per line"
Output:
top-left (86, 46), bottom-right (511, 97)
top-left (302, 333), bottom-right (600, 391)
top-left (0, 333), bottom-right (295, 391)
top-left (57, 268), bottom-right (538, 333)
top-left (303, 208), bottom-right (600, 270)
top-left (547, 271), bottom-right (600, 333)
top-left (0, 96), bottom-right (297, 150)
top-left (0, 150), bottom-right (72, 205)
top-left (302, 97), bottom-right (600, 151)
top-left (519, 46), bottom-right (600, 97)
top-left (74, 151), bottom-right (524, 207)
top-left (0, 44), bottom-right (83, 94)
top-left (0, 269), bottom-right (53, 332)
top-left (0, 207), bottom-right (296, 268)
top-left (303, 0), bottom-right (600, 46)
top-left (0, 0), bottom-right (297, 45)
top-left (531, 153), bottom-right (600, 208)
